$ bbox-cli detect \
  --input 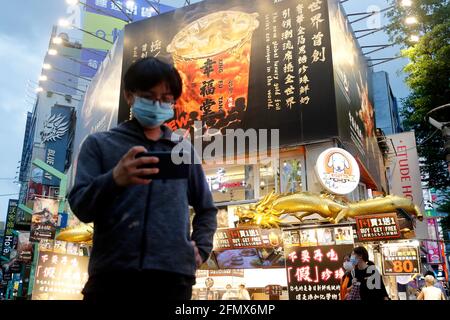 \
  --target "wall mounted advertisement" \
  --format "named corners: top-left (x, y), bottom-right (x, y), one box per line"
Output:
top-left (31, 251), bottom-right (89, 300)
top-left (212, 227), bottom-right (285, 269)
top-left (355, 213), bottom-right (401, 242)
top-left (381, 244), bottom-right (420, 276)
top-left (30, 198), bottom-right (59, 243)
